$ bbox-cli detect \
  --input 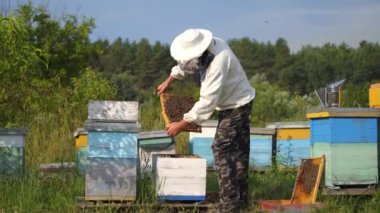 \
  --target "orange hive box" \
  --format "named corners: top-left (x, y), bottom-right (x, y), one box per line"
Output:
top-left (160, 93), bottom-right (201, 132)
top-left (257, 155), bottom-right (325, 212)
